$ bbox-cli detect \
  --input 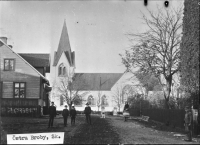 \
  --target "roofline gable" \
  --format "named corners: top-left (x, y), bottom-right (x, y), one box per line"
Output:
top-left (0, 39), bottom-right (49, 83)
